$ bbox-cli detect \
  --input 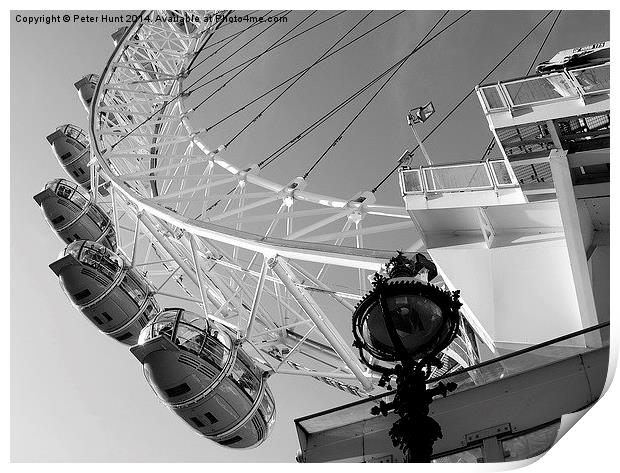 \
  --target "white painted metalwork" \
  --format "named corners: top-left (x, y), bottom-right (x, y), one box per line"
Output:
top-left (399, 159), bottom-right (519, 196)
top-left (80, 10), bottom-right (483, 397)
top-left (476, 62), bottom-right (610, 114)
